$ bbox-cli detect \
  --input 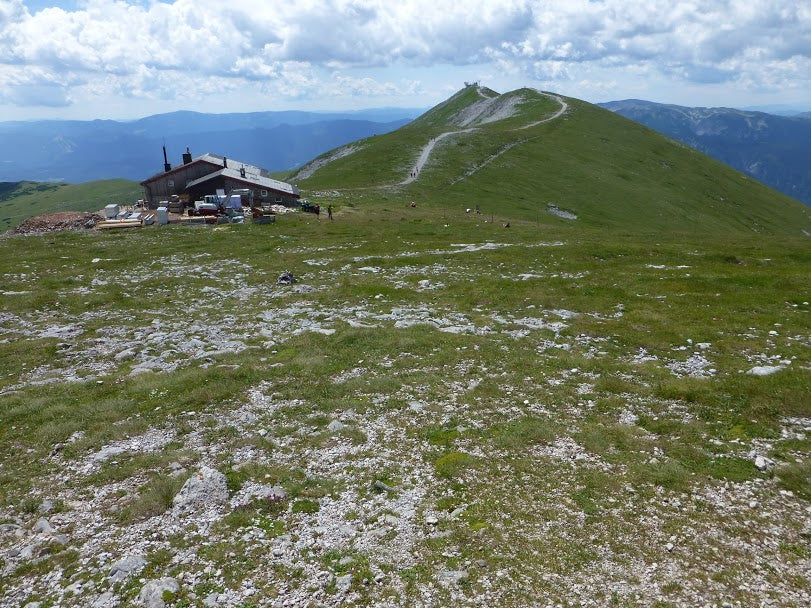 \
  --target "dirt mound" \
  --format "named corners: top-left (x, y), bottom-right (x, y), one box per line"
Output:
top-left (10, 212), bottom-right (104, 235)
